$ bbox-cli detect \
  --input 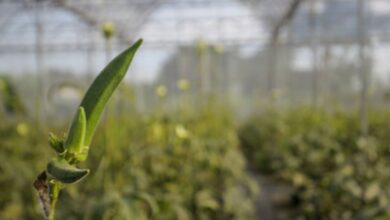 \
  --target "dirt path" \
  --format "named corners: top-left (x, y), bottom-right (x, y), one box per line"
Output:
top-left (252, 173), bottom-right (293, 220)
